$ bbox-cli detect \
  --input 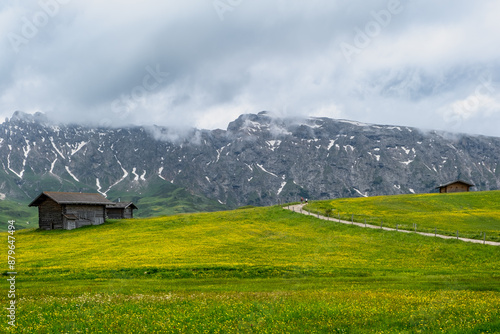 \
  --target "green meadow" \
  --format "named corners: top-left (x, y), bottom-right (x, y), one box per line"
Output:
top-left (307, 191), bottom-right (500, 242)
top-left (1, 203), bottom-right (500, 333)
top-left (0, 200), bottom-right (37, 231)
